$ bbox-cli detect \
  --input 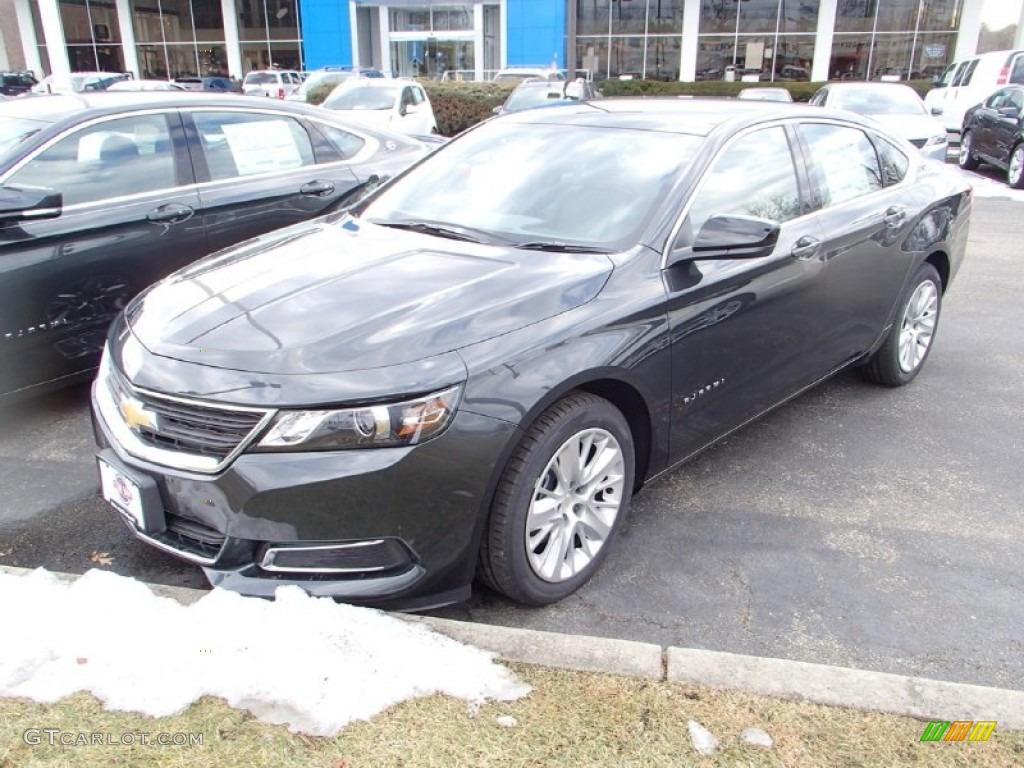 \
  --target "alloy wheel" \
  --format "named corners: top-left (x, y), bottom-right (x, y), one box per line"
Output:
top-left (1009, 145), bottom-right (1024, 188)
top-left (898, 280), bottom-right (939, 373)
top-left (525, 428), bottom-right (626, 583)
